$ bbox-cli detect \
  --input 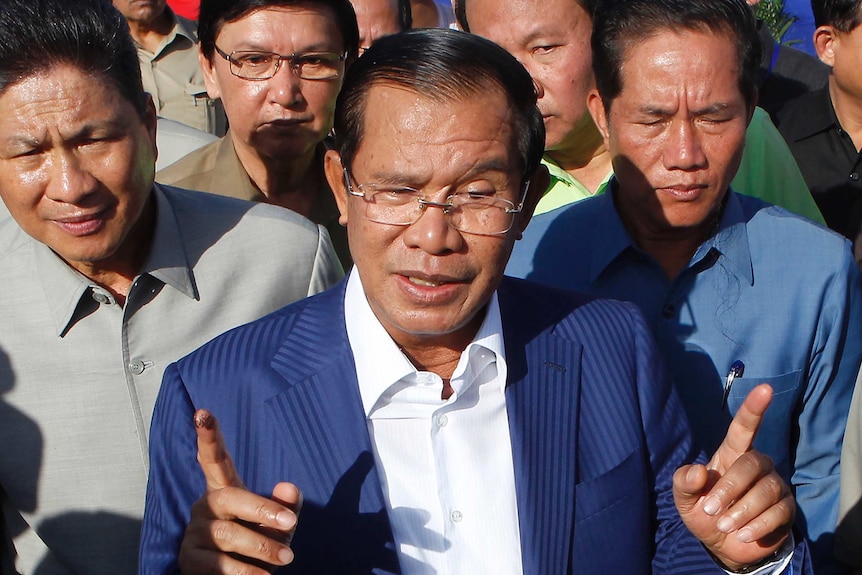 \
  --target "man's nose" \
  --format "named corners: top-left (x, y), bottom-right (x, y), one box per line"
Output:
top-left (401, 201), bottom-right (465, 255)
top-left (664, 120), bottom-right (707, 171)
top-left (270, 61), bottom-right (305, 107)
top-left (45, 150), bottom-right (98, 203)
